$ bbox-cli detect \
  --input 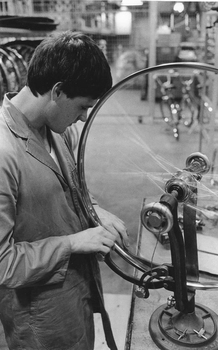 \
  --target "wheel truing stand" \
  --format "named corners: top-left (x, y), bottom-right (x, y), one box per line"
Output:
top-left (141, 152), bottom-right (218, 349)
top-left (77, 63), bottom-right (218, 350)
